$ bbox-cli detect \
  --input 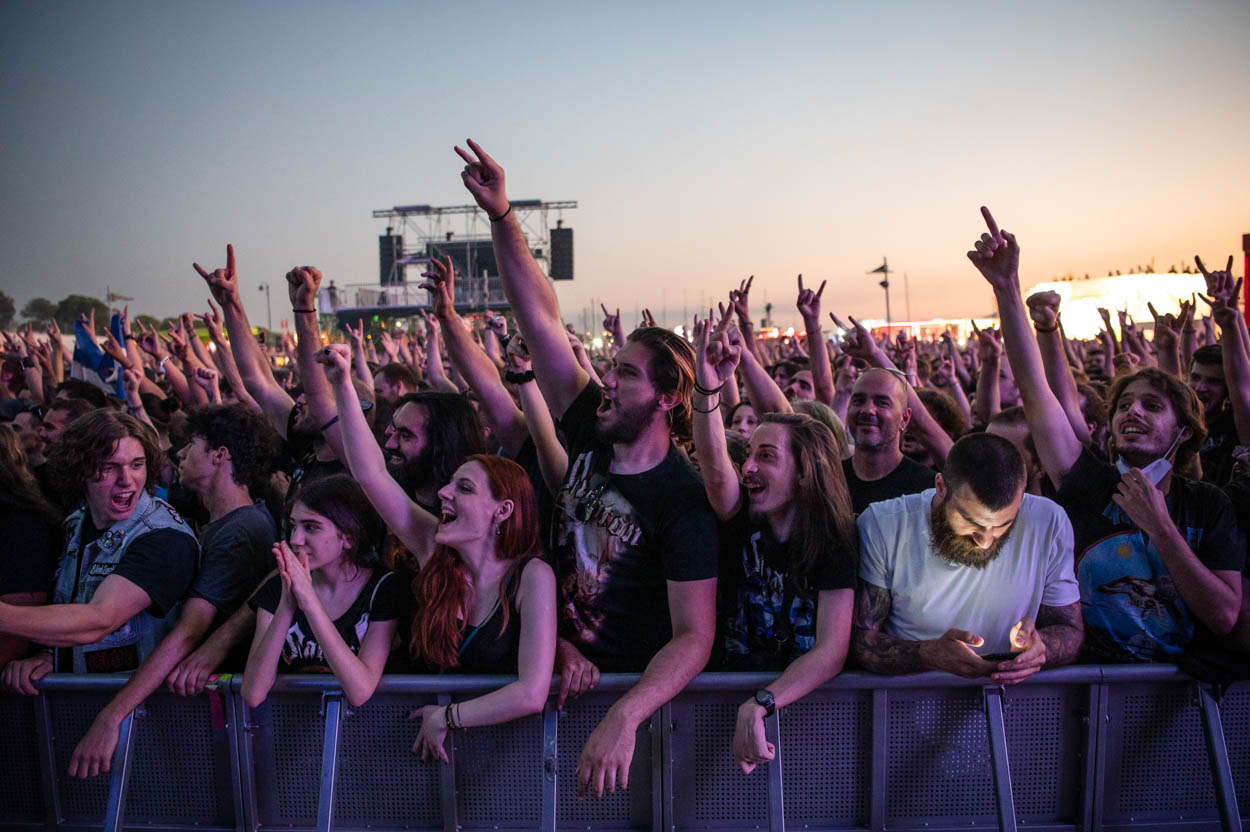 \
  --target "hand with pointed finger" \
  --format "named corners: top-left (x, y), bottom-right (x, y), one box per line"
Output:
top-left (693, 312), bottom-right (741, 392)
top-left (1111, 467), bottom-right (1172, 540)
top-left (555, 638), bottom-right (600, 710)
top-left (600, 304), bottom-right (624, 342)
top-left (1195, 255), bottom-right (1237, 306)
top-left (641, 308), bottom-right (657, 329)
top-left (732, 700), bottom-right (776, 775)
top-left (193, 245), bottom-right (241, 305)
top-left (835, 359), bottom-right (860, 394)
top-left (286, 266), bottom-right (322, 309)
top-left (966, 206), bottom-right (1020, 291)
top-left (1025, 291), bottom-right (1061, 331)
top-left (454, 139), bottom-right (510, 219)
top-left (976, 327), bottom-right (1003, 362)
top-left (796, 274), bottom-right (826, 322)
top-left (408, 704), bottom-right (451, 764)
